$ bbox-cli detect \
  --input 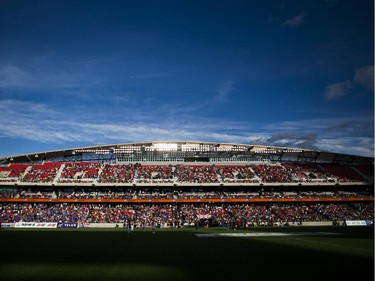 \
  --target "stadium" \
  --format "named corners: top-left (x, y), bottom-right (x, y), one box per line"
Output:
top-left (0, 141), bottom-right (374, 281)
